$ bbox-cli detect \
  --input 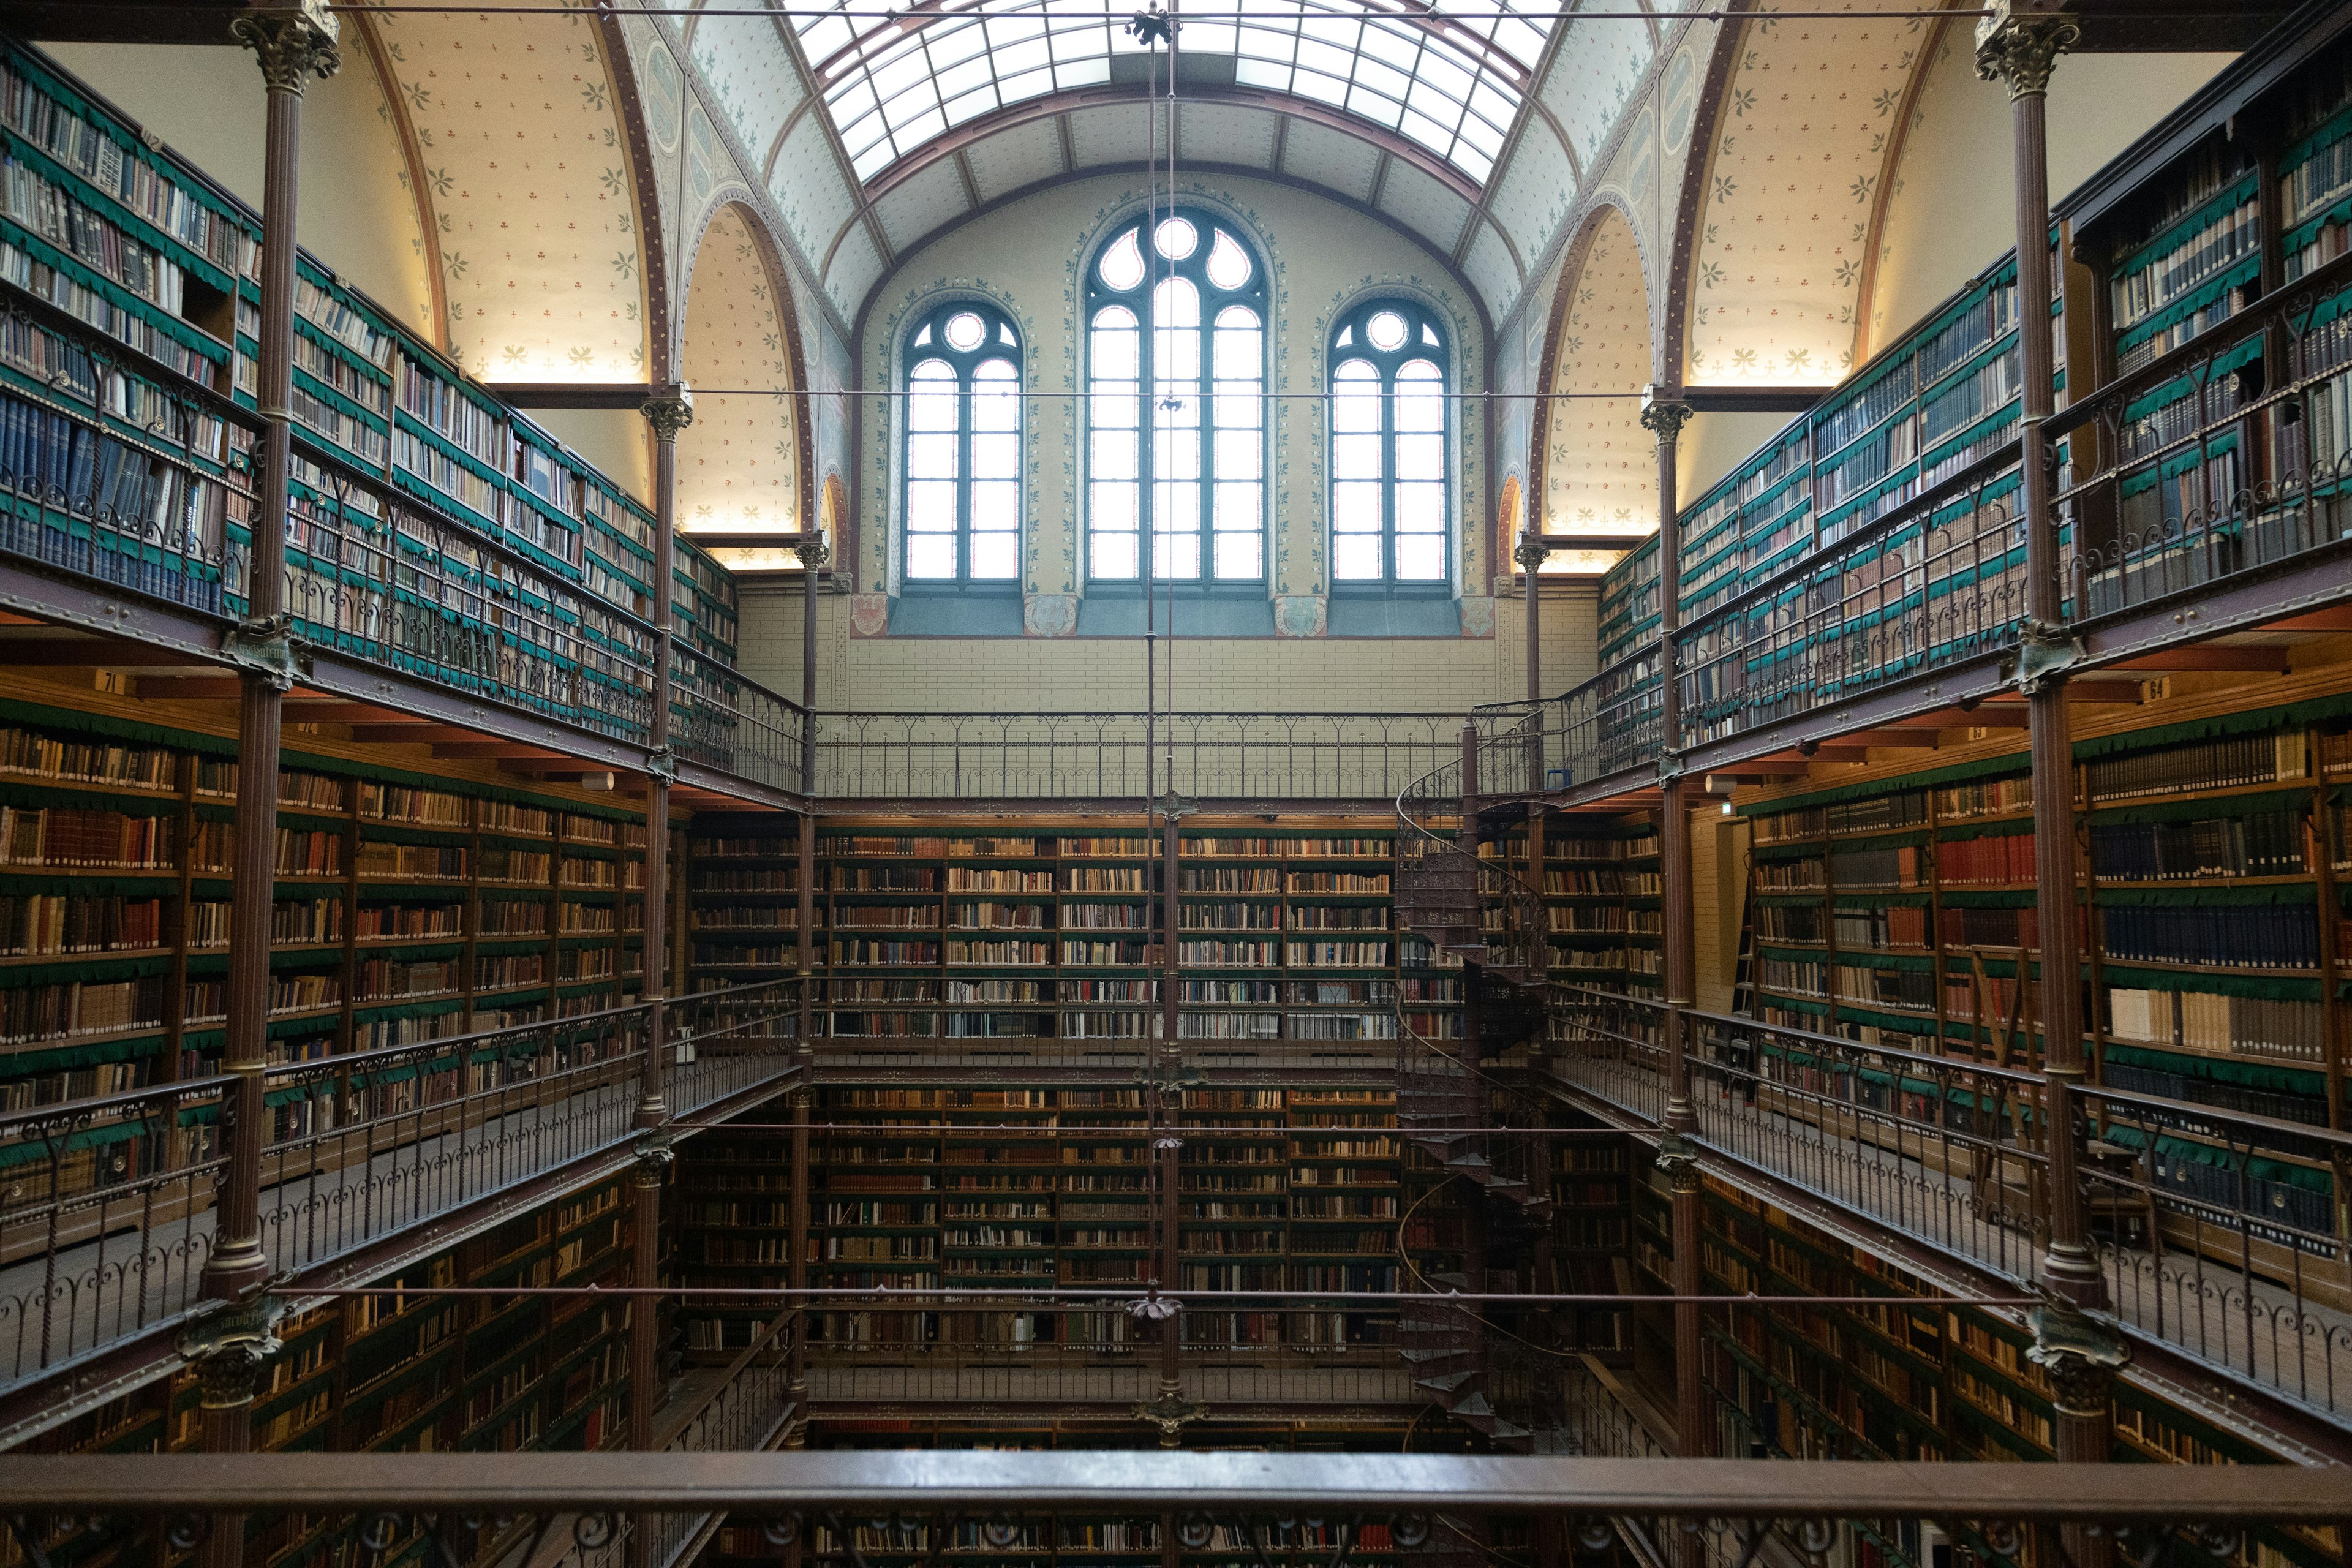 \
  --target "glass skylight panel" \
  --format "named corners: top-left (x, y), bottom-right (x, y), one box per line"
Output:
top-left (796, 0), bottom-right (1544, 187)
